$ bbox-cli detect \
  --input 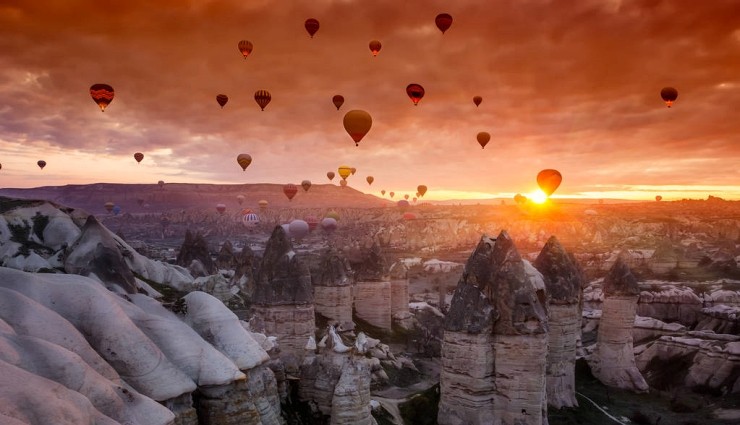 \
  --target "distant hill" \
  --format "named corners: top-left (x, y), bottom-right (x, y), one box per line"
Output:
top-left (0, 182), bottom-right (392, 214)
